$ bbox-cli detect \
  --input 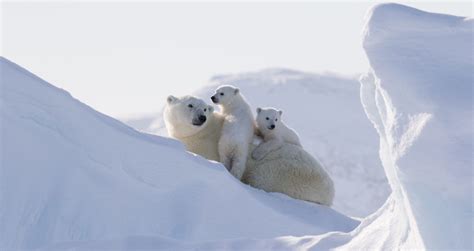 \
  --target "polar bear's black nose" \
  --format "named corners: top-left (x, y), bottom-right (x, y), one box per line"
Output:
top-left (270, 124), bottom-right (275, 129)
top-left (199, 115), bottom-right (207, 123)
top-left (211, 96), bottom-right (217, 103)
